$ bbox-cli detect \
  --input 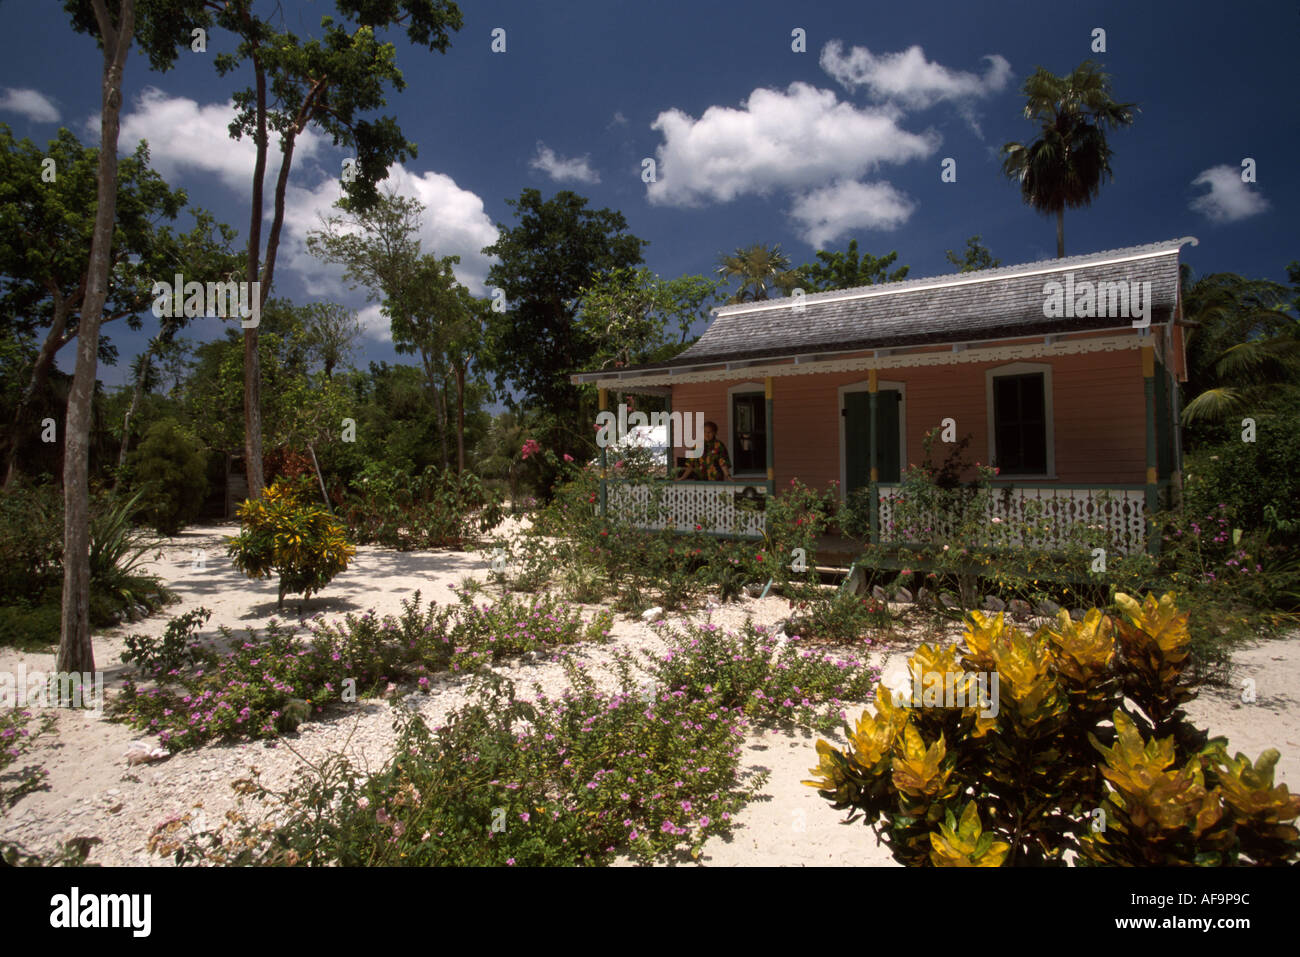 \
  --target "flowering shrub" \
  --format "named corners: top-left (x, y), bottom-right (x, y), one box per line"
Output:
top-left (147, 665), bottom-right (765, 866)
top-left (644, 617), bottom-right (879, 733)
top-left (113, 591), bottom-right (613, 752)
top-left (0, 708), bottom-right (54, 810)
top-left (228, 479), bottom-right (356, 608)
